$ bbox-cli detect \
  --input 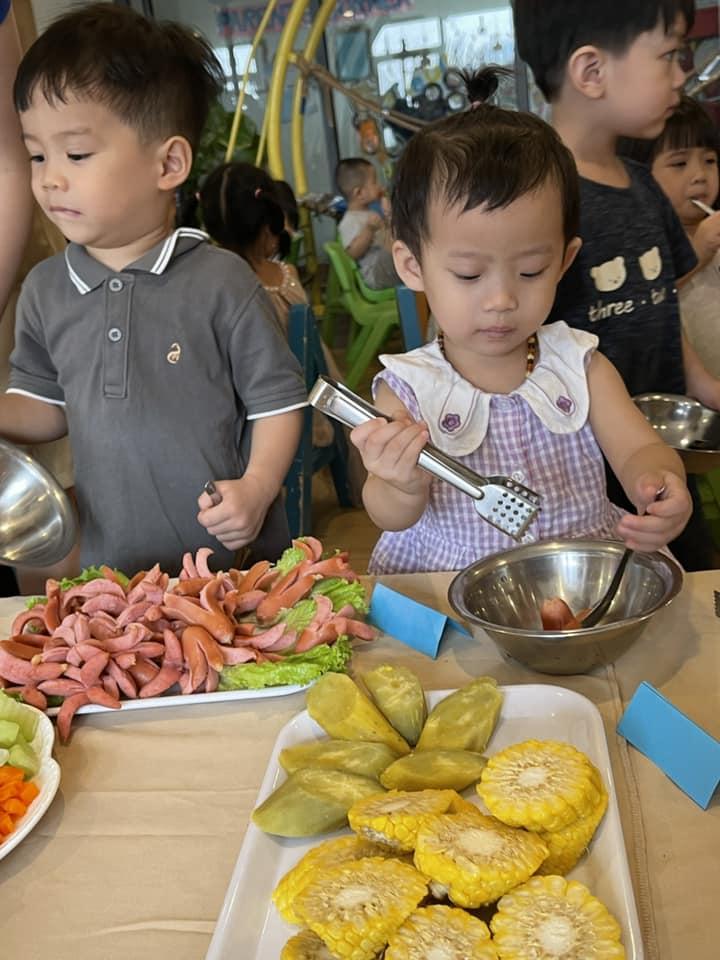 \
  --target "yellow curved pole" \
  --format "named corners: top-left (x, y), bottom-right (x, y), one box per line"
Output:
top-left (255, 106), bottom-right (270, 166)
top-left (288, 0), bottom-right (338, 298)
top-left (225, 0), bottom-right (280, 162)
top-left (266, 0), bottom-right (312, 180)
top-left (290, 0), bottom-right (337, 199)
